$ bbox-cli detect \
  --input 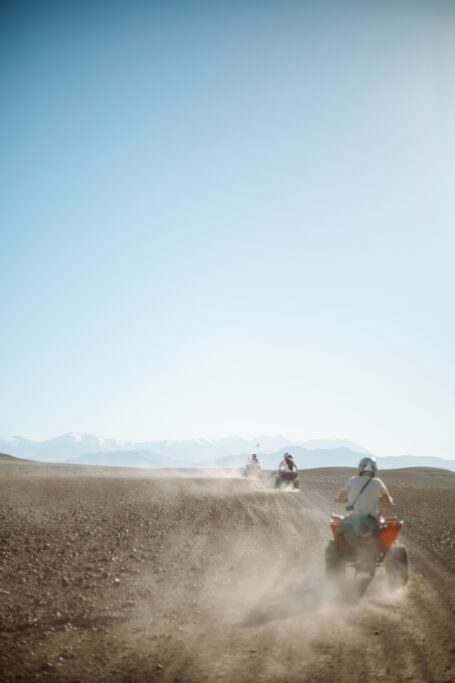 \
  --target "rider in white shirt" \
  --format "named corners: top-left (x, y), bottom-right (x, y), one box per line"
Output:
top-left (279, 453), bottom-right (298, 473)
top-left (335, 457), bottom-right (393, 544)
